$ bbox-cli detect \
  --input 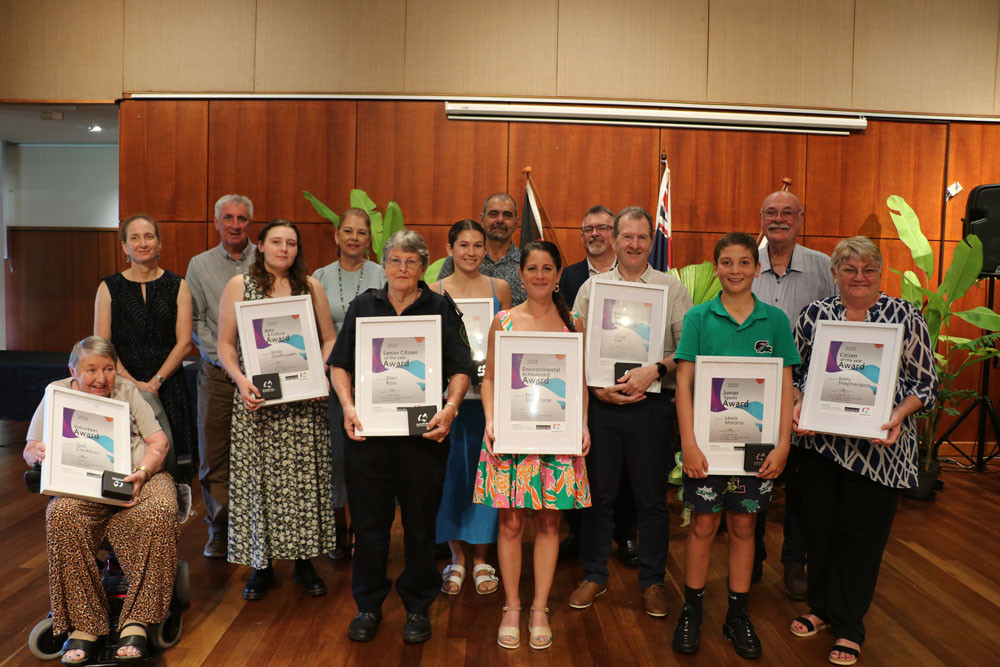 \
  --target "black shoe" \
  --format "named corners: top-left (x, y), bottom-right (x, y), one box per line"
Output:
top-left (434, 542), bottom-right (451, 560)
top-left (203, 530), bottom-right (227, 559)
top-left (293, 558), bottom-right (327, 596)
top-left (672, 603), bottom-right (701, 654)
top-left (403, 613), bottom-right (432, 643)
top-left (751, 559), bottom-right (764, 583)
top-left (242, 566), bottom-right (274, 601)
top-left (616, 538), bottom-right (639, 568)
top-left (558, 533), bottom-right (580, 561)
top-left (723, 610), bottom-right (762, 659)
top-left (348, 611), bottom-right (382, 642)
